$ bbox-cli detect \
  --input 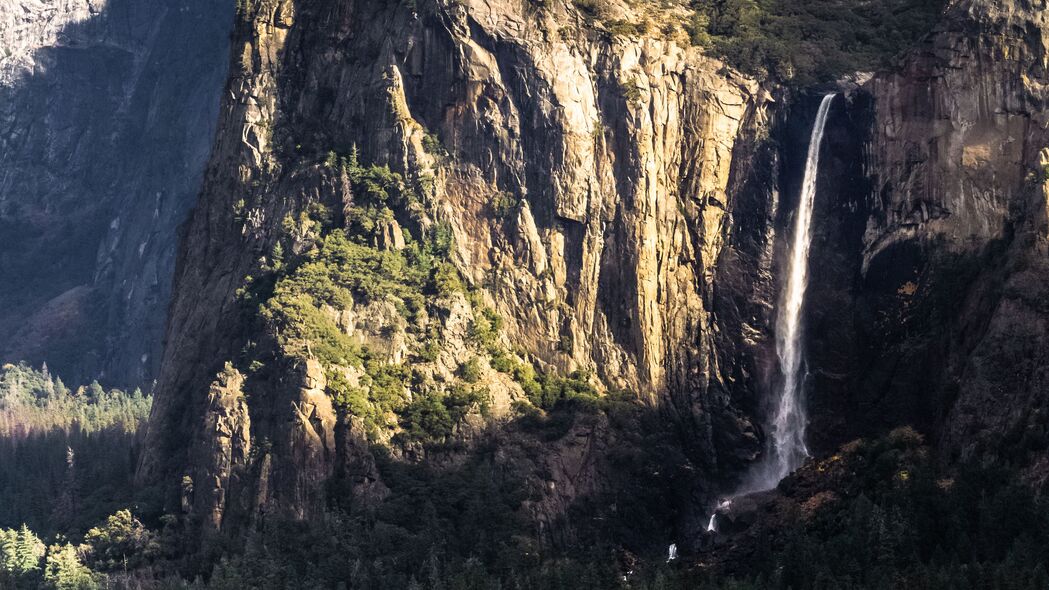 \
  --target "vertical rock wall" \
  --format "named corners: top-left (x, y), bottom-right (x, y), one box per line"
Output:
top-left (801, 0), bottom-right (1049, 475)
top-left (138, 0), bottom-right (1049, 550)
top-left (141, 0), bottom-right (781, 534)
